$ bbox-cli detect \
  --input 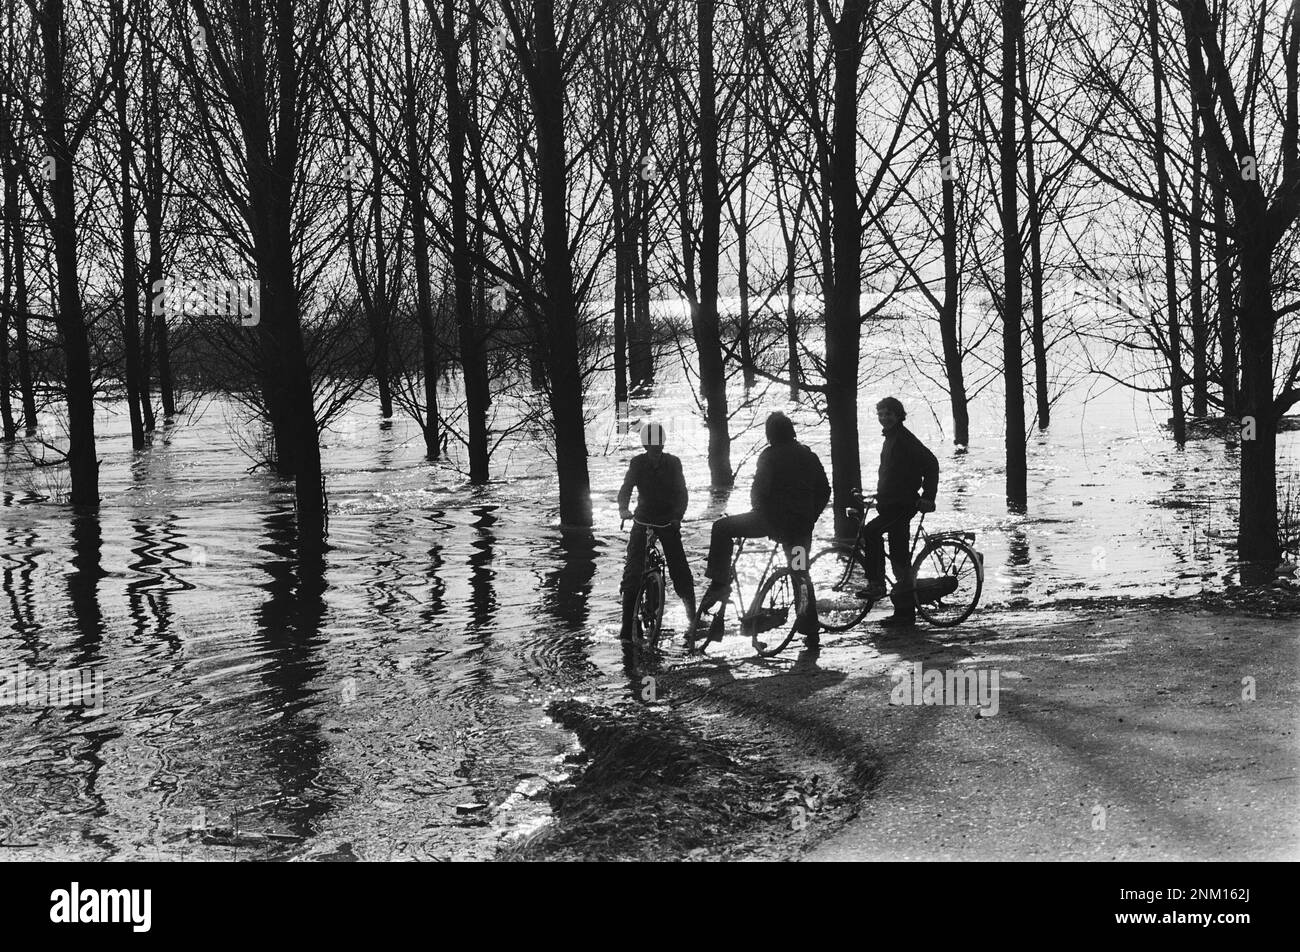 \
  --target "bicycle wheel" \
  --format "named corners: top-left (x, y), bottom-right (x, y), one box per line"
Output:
top-left (635, 571), bottom-right (665, 643)
top-left (746, 568), bottom-right (803, 657)
top-left (911, 538), bottom-right (983, 627)
top-left (807, 545), bottom-right (872, 632)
